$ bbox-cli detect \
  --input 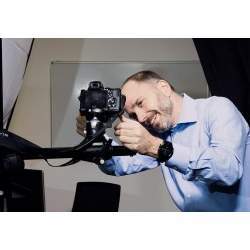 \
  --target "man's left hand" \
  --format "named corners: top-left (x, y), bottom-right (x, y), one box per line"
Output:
top-left (114, 116), bottom-right (163, 157)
